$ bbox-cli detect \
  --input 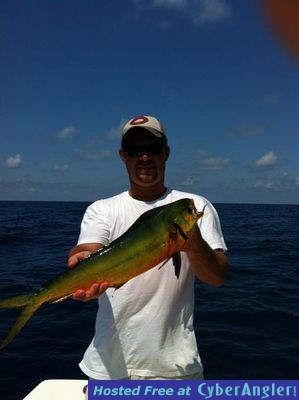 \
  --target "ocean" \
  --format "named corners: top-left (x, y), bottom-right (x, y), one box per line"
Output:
top-left (0, 201), bottom-right (298, 399)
